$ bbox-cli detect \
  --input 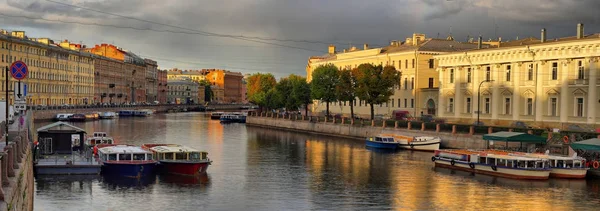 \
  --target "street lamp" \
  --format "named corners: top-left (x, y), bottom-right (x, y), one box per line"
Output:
top-left (477, 79), bottom-right (494, 125)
